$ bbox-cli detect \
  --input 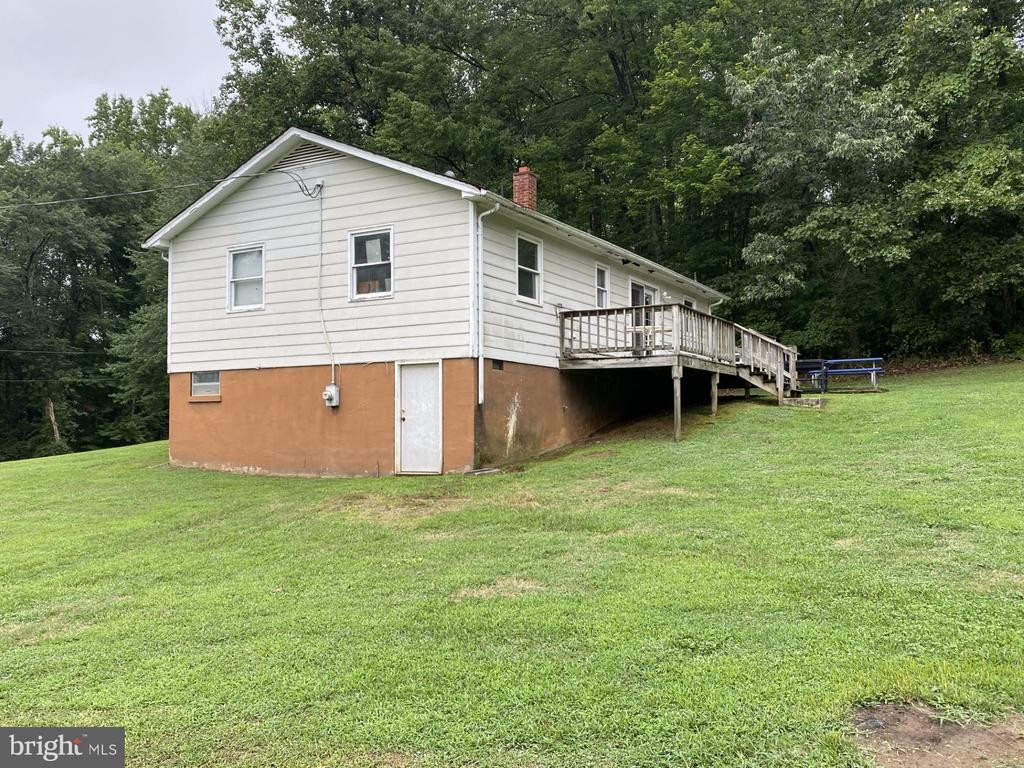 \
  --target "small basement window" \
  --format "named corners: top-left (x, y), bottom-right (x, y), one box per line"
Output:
top-left (191, 371), bottom-right (220, 397)
top-left (682, 297), bottom-right (696, 309)
top-left (228, 246), bottom-right (264, 310)
top-left (516, 234), bottom-right (541, 303)
top-left (596, 265), bottom-right (609, 308)
top-left (351, 228), bottom-right (393, 298)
